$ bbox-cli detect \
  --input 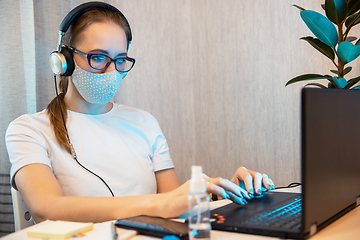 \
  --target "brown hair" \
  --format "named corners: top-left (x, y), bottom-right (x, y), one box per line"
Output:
top-left (46, 7), bottom-right (131, 154)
